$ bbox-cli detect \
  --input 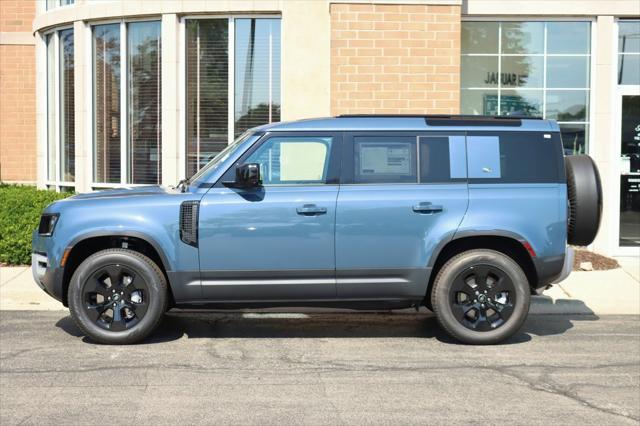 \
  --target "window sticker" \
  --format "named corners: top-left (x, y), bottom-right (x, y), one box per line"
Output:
top-left (359, 143), bottom-right (412, 175)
